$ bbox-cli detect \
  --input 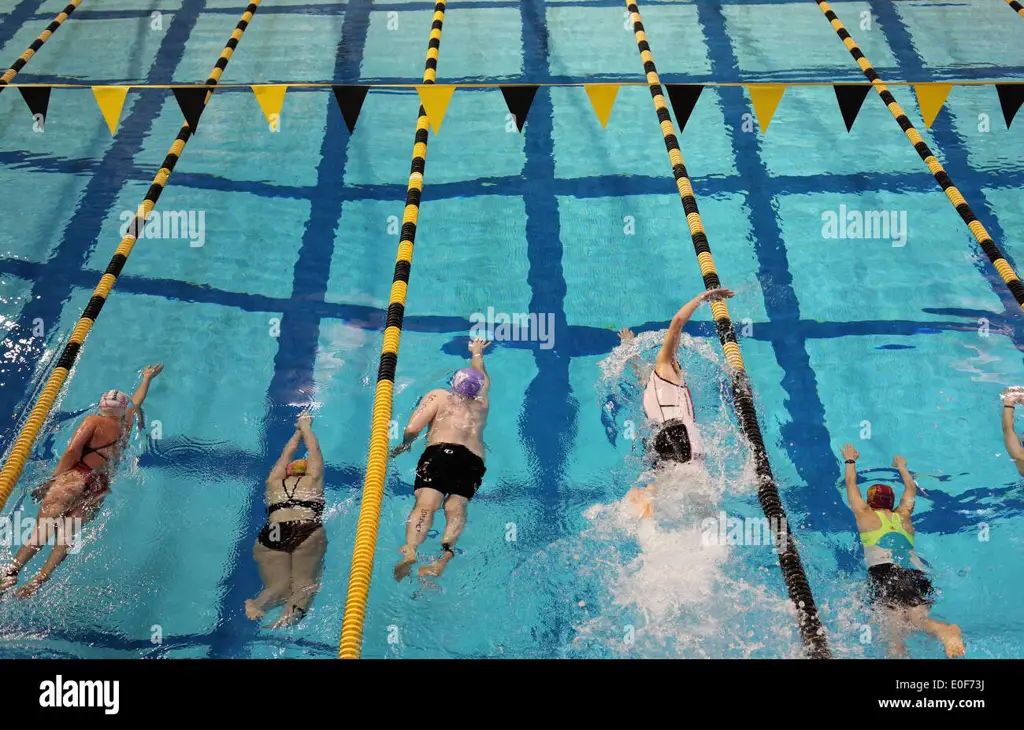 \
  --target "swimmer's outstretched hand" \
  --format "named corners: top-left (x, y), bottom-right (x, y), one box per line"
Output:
top-left (296, 410), bottom-right (313, 430)
top-left (892, 454), bottom-right (908, 470)
top-left (468, 338), bottom-right (492, 356)
top-left (617, 328), bottom-right (635, 341)
top-left (841, 443), bottom-right (859, 462)
top-left (142, 363), bottom-right (163, 379)
top-left (390, 442), bottom-right (410, 458)
top-left (699, 288), bottom-right (735, 303)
